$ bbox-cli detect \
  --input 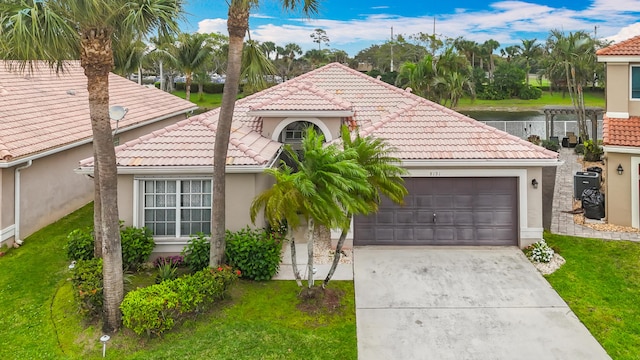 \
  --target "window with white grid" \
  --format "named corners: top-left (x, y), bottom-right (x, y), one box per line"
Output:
top-left (142, 179), bottom-right (211, 237)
